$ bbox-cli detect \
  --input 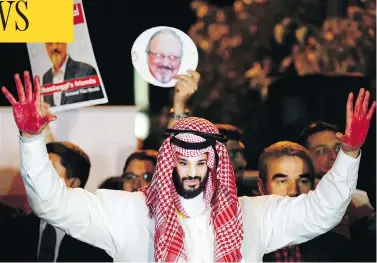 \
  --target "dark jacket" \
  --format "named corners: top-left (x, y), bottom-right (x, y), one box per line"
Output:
top-left (0, 201), bottom-right (25, 224)
top-left (42, 56), bottom-right (104, 106)
top-left (263, 227), bottom-right (358, 262)
top-left (0, 212), bottom-right (112, 262)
